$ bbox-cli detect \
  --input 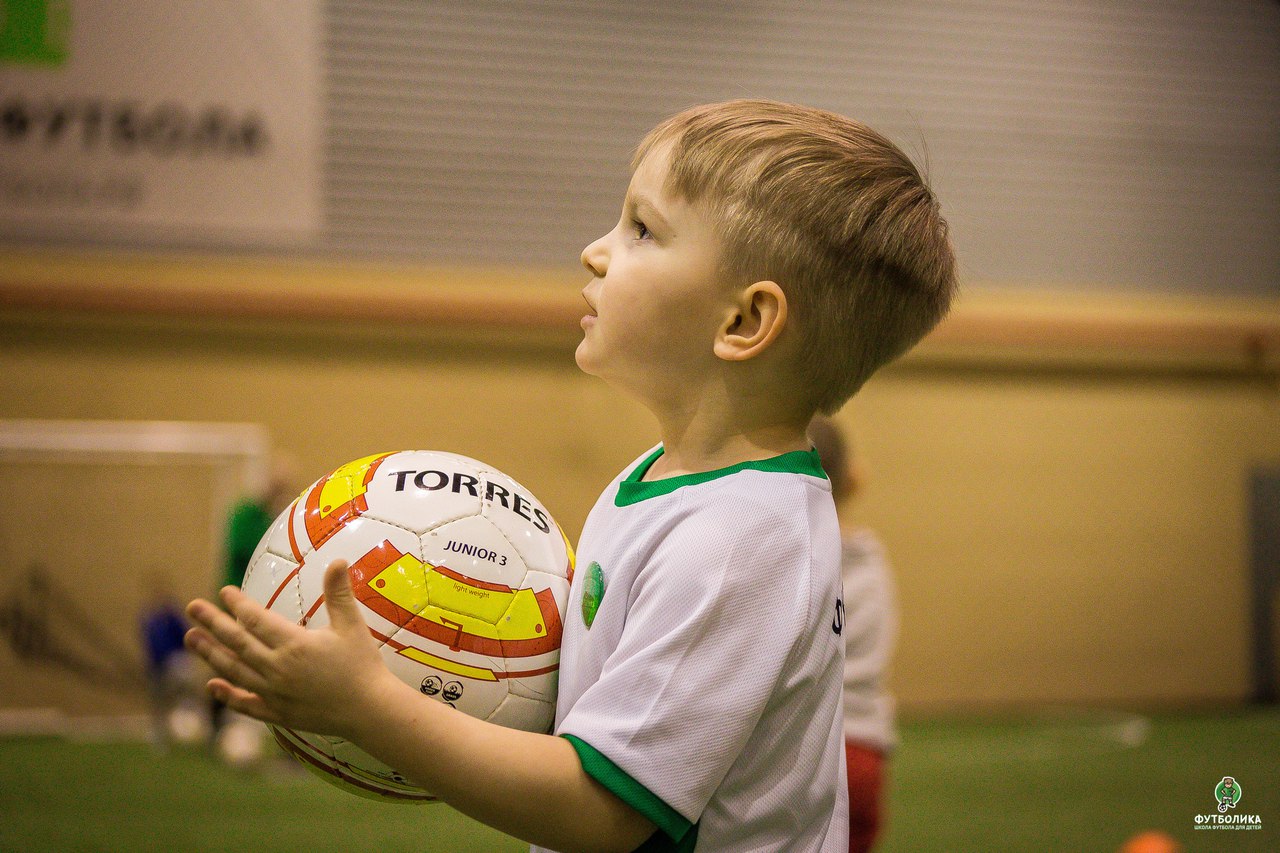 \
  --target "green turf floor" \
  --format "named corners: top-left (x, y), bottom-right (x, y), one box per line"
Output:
top-left (0, 707), bottom-right (1274, 852)
top-left (879, 707), bottom-right (1276, 852)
